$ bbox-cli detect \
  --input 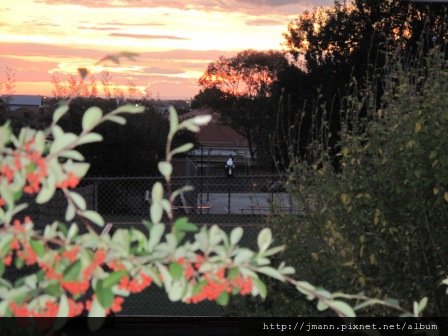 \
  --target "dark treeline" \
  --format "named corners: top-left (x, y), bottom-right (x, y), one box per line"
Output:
top-left (192, 0), bottom-right (448, 169)
top-left (44, 98), bottom-right (195, 176)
